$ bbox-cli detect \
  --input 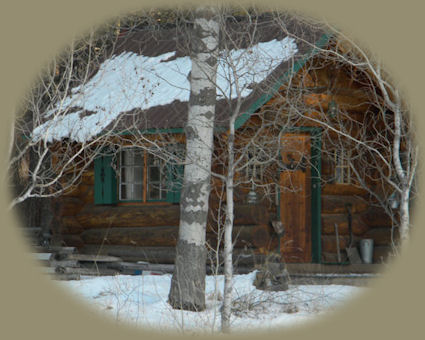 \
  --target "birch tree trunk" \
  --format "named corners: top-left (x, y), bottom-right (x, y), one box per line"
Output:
top-left (221, 116), bottom-right (236, 332)
top-left (168, 7), bottom-right (219, 312)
